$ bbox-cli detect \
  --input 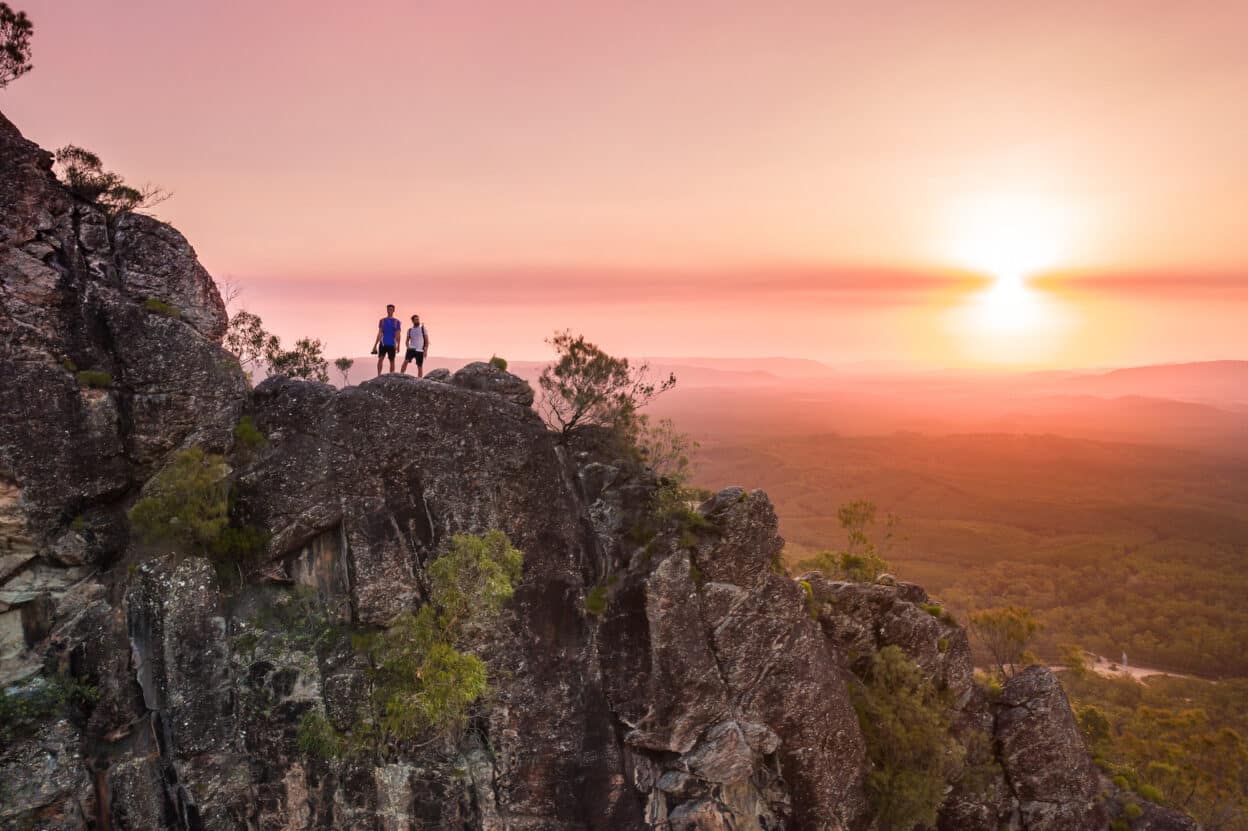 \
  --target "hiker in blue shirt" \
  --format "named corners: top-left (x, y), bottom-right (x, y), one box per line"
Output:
top-left (372, 304), bottom-right (401, 375)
